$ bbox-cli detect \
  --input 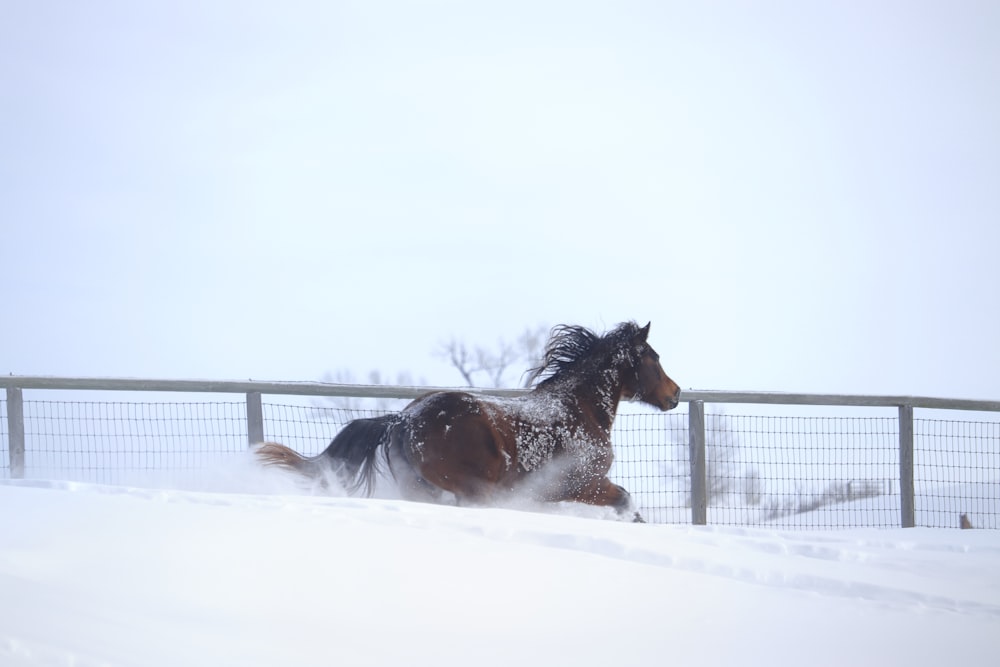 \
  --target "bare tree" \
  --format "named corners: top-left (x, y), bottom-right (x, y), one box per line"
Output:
top-left (742, 468), bottom-right (763, 506)
top-left (669, 410), bottom-right (759, 509)
top-left (317, 324), bottom-right (547, 414)
top-left (705, 412), bottom-right (740, 502)
top-left (437, 325), bottom-right (548, 388)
